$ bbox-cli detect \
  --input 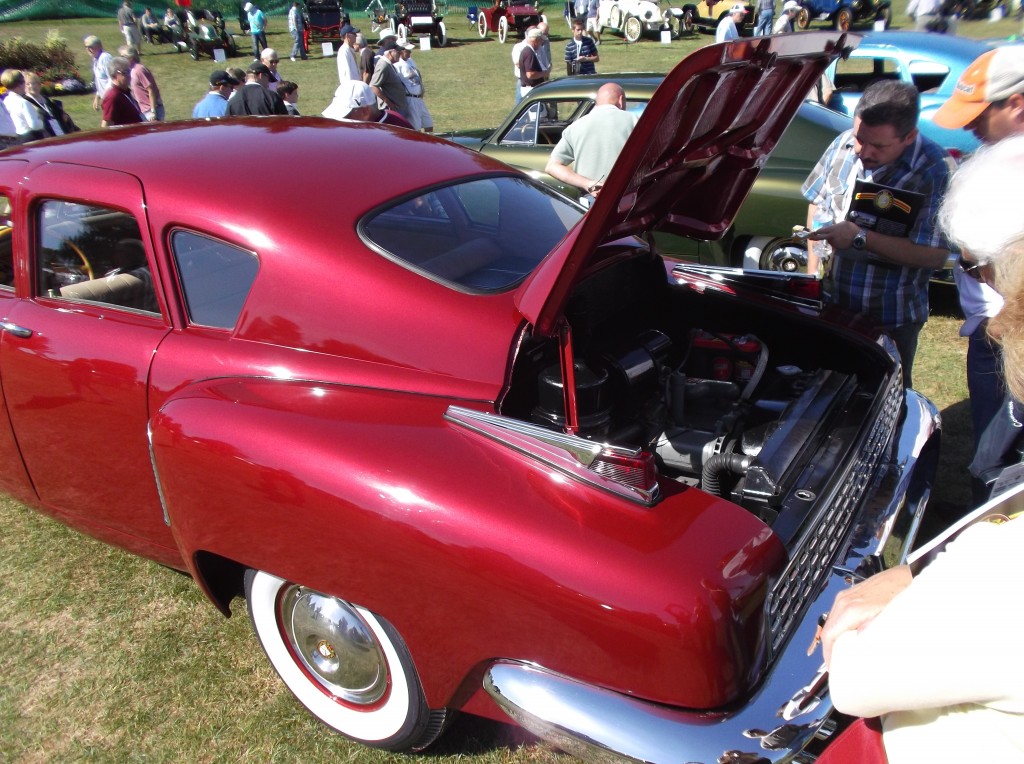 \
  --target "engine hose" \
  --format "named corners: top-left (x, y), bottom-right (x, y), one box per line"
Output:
top-left (740, 334), bottom-right (769, 401)
top-left (702, 452), bottom-right (752, 497)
